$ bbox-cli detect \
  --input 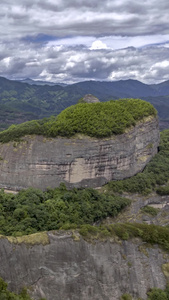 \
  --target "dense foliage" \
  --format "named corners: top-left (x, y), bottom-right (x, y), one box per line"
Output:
top-left (0, 186), bottom-right (130, 236)
top-left (0, 119), bottom-right (47, 143)
top-left (147, 286), bottom-right (169, 300)
top-left (108, 129), bottom-right (169, 194)
top-left (156, 185), bottom-right (169, 195)
top-left (0, 277), bottom-right (45, 300)
top-left (0, 99), bottom-right (156, 143)
top-left (44, 99), bottom-right (156, 138)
